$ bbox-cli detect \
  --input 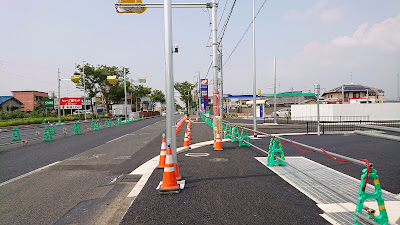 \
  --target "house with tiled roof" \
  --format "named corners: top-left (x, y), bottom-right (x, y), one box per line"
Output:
top-left (322, 84), bottom-right (384, 104)
top-left (0, 96), bottom-right (23, 111)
